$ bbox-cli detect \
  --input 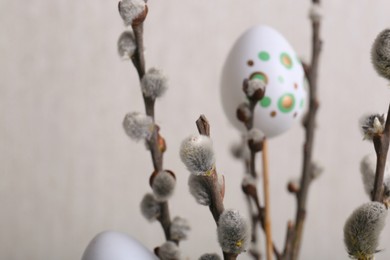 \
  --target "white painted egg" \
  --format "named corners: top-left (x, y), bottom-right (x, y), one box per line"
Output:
top-left (220, 25), bottom-right (308, 138)
top-left (81, 231), bottom-right (158, 260)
